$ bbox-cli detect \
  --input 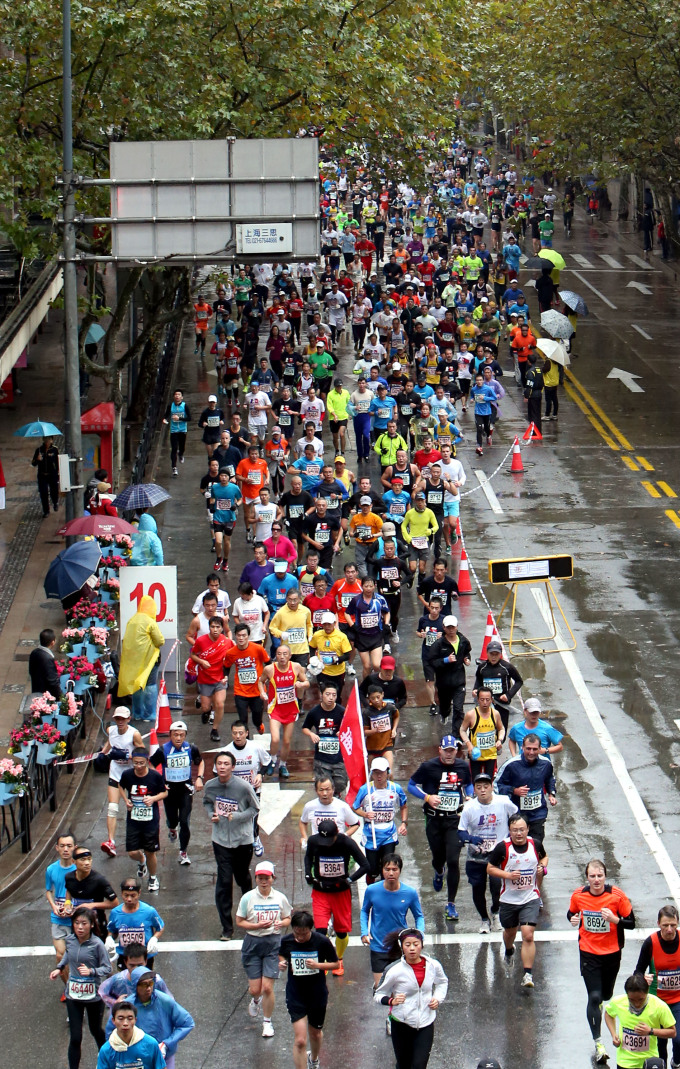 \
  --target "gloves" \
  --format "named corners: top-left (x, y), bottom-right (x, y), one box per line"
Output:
top-left (147, 936), bottom-right (159, 957)
top-left (467, 835), bottom-right (484, 846)
top-left (105, 935), bottom-right (117, 960)
top-left (305, 874), bottom-right (313, 886)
